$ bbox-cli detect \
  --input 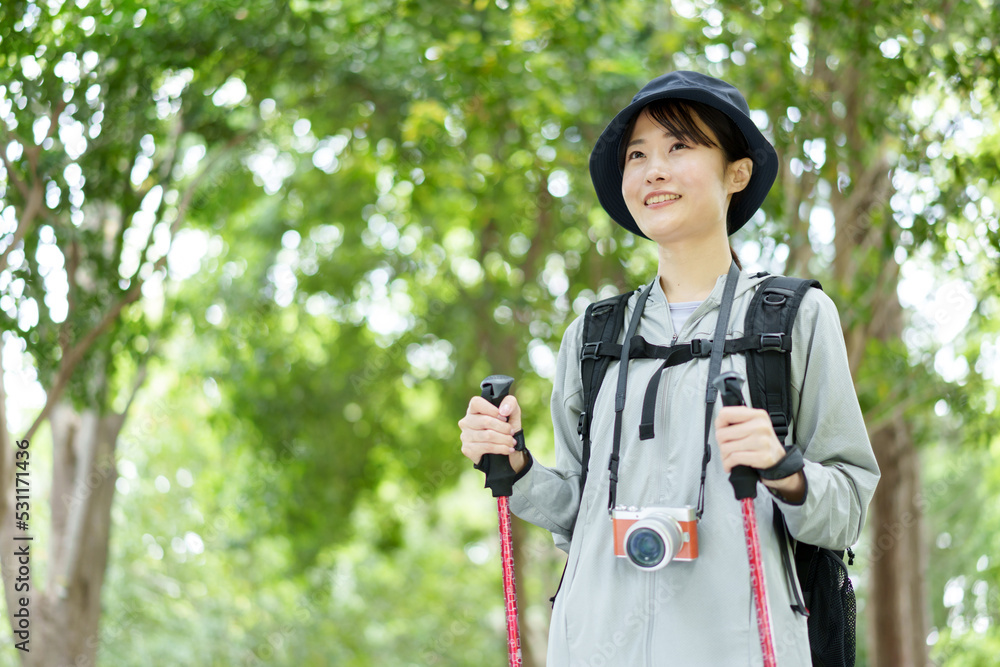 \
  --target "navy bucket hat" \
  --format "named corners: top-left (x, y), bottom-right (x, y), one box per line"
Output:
top-left (589, 70), bottom-right (778, 237)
